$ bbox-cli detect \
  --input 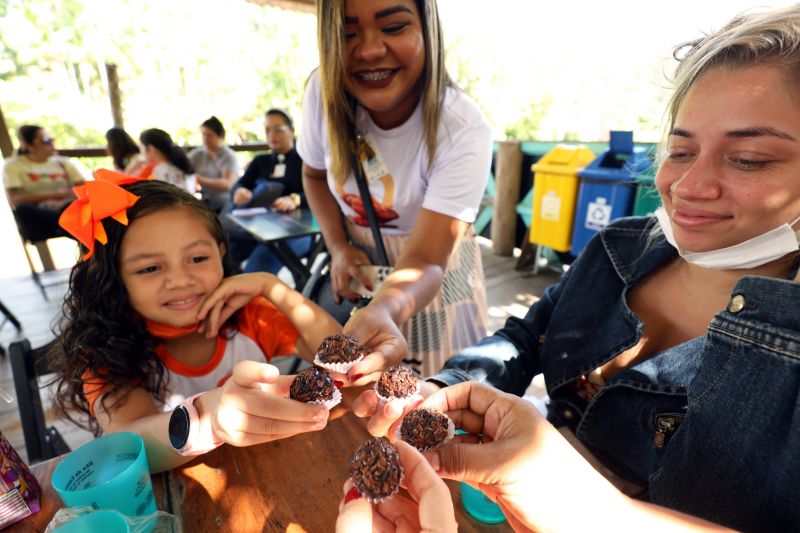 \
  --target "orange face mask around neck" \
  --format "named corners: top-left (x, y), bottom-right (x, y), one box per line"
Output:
top-left (144, 319), bottom-right (200, 339)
